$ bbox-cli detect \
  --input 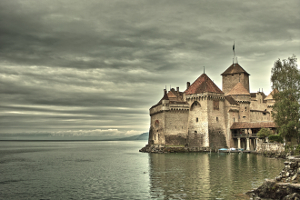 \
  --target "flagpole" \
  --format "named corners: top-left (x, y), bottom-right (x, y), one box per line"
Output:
top-left (233, 41), bottom-right (235, 63)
